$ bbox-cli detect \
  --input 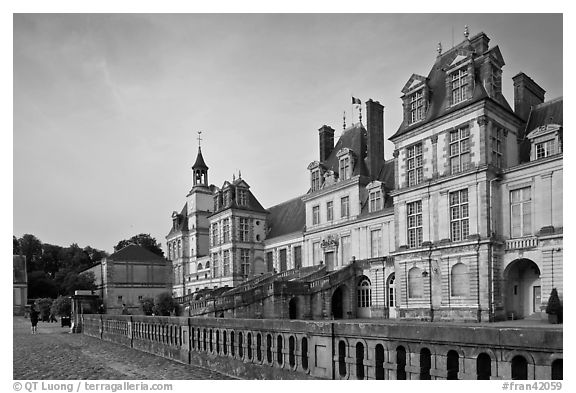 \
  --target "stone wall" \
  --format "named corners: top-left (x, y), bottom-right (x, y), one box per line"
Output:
top-left (82, 314), bottom-right (562, 380)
